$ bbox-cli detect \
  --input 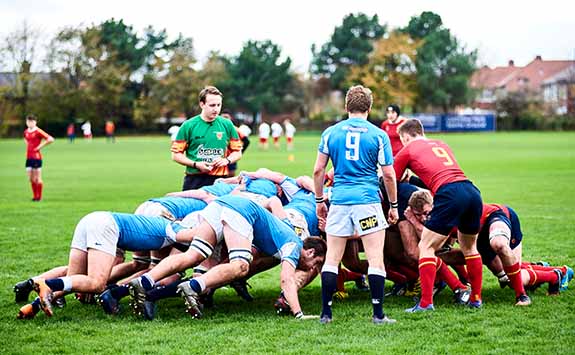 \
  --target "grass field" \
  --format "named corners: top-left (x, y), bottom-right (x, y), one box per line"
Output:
top-left (0, 131), bottom-right (574, 354)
